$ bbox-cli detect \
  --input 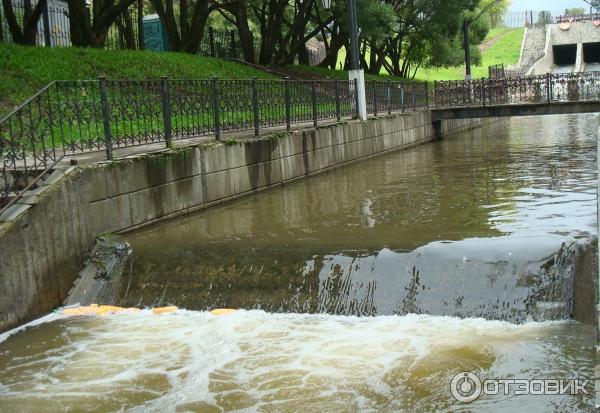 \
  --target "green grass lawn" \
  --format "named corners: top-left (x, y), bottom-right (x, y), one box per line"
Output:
top-left (0, 43), bottom-right (274, 117)
top-left (415, 27), bottom-right (524, 82)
